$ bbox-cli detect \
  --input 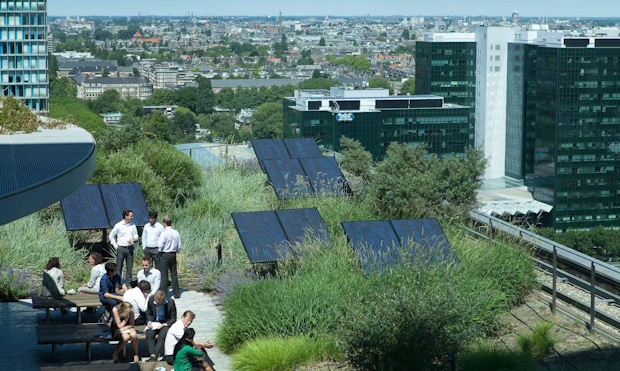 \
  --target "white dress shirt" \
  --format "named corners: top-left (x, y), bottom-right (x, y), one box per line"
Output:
top-left (86, 263), bottom-right (106, 289)
top-left (109, 220), bottom-right (138, 249)
top-left (164, 320), bottom-right (186, 356)
top-left (142, 222), bottom-right (164, 248)
top-left (137, 267), bottom-right (161, 292)
top-left (122, 287), bottom-right (149, 320)
top-left (158, 227), bottom-right (181, 253)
